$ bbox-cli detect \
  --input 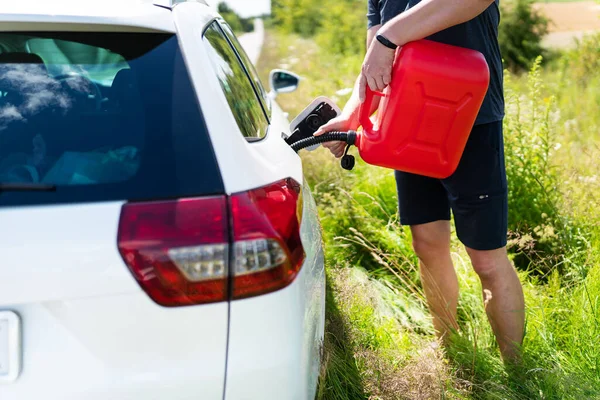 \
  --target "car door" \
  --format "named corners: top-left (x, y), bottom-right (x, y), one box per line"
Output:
top-left (173, 5), bottom-right (325, 399)
top-left (201, 17), bottom-right (326, 400)
top-left (218, 21), bottom-right (298, 157)
top-left (173, 3), bottom-right (303, 195)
